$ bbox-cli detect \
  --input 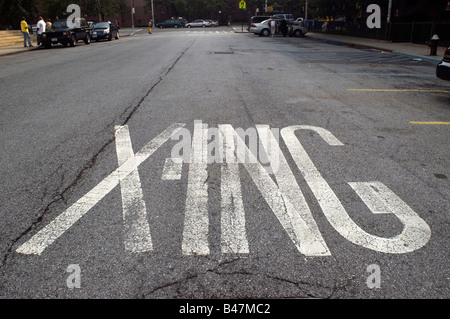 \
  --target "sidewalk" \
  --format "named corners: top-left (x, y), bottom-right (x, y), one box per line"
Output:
top-left (0, 28), bottom-right (138, 57)
top-left (306, 32), bottom-right (446, 62)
